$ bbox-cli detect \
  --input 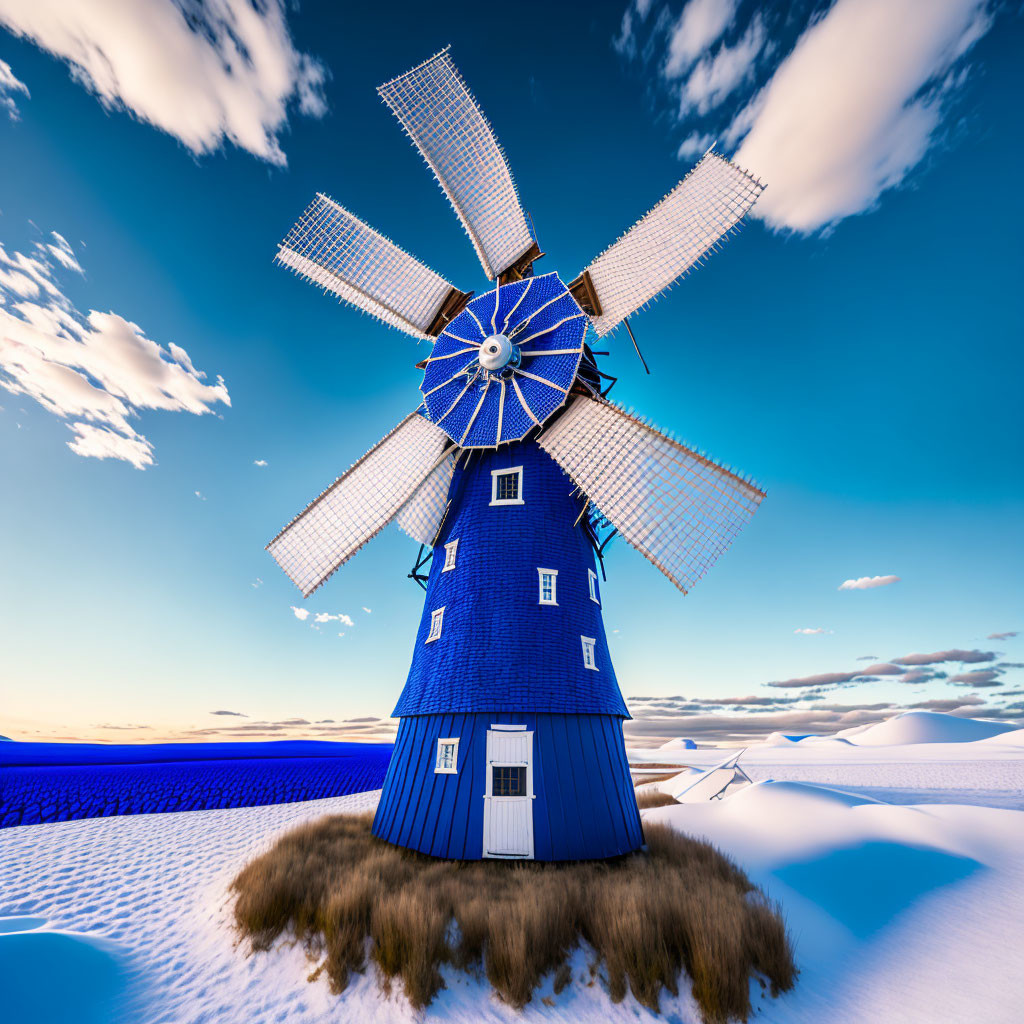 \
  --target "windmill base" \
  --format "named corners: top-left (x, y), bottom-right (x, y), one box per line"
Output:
top-left (372, 711), bottom-right (643, 862)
